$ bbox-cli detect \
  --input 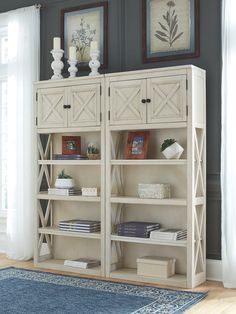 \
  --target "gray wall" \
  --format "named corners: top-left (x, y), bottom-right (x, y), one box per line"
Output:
top-left (0, 0), bottom-right (222, 259)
